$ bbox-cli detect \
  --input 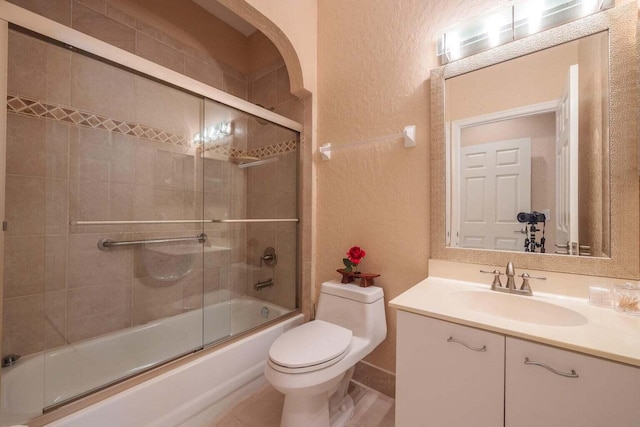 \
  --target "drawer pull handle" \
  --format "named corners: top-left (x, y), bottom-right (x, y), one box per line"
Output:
top-left (524, 358), bottom-right (579, 378)
top-left (447, 336), bottom-right (487, 352)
